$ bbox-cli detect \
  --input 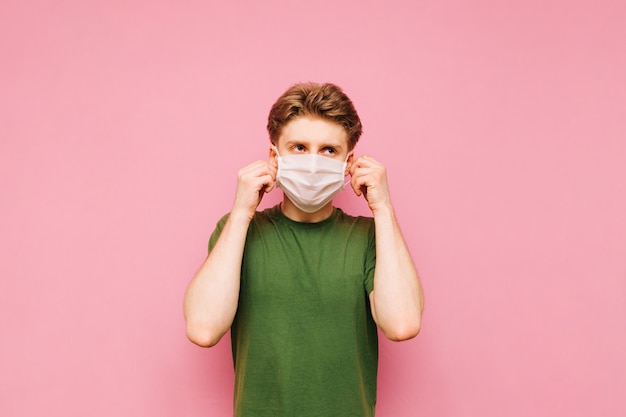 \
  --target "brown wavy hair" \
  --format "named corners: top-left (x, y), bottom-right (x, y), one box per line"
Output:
top-left (267, 82), bottom-right (363, 150)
